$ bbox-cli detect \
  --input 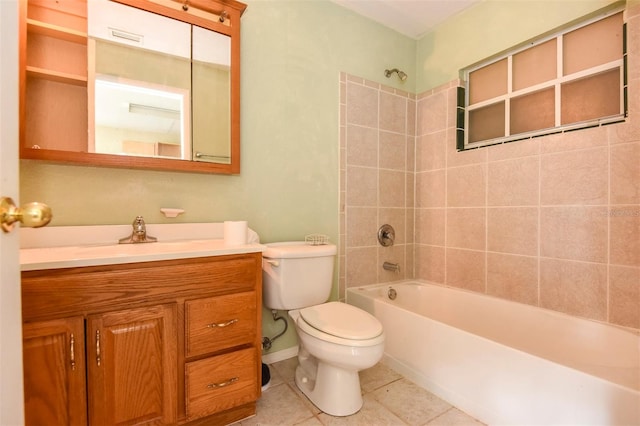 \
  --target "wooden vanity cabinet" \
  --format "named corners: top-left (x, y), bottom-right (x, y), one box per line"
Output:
top-left (87, 304), bottom-right (178, 425)
top-left (22, 317), bottom-right (88, 426)
top-left (22, 253), bottom-right (263, 426)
